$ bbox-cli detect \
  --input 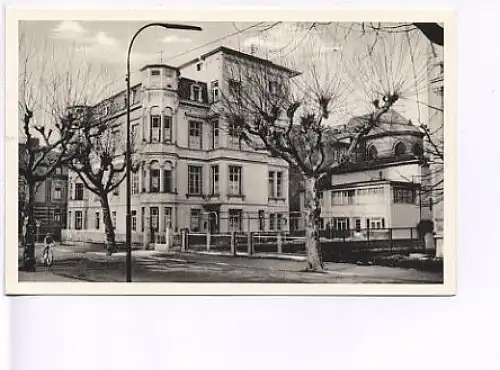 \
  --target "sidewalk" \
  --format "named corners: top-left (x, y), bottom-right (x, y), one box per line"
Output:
top-left (18, 248), bottom-right (444, 283)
